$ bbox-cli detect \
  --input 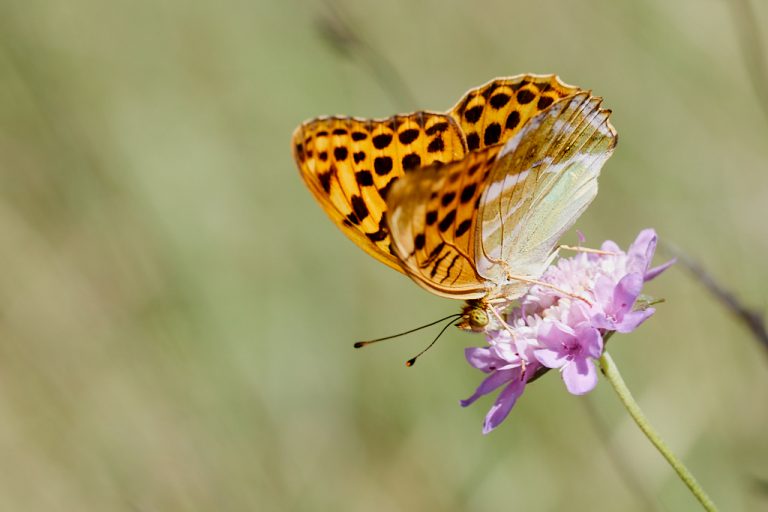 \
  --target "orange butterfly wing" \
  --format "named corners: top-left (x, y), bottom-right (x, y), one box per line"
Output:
top-left (449, 74), bottom-right (582, 151)
top-left (292, 114), bottom-right (466, 272)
